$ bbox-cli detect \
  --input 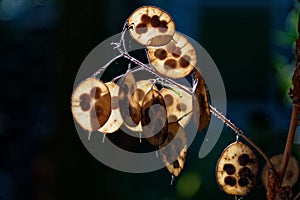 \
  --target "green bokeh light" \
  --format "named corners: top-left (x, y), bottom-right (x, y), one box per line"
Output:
top-left (176, 171), bottom-right (201, 199)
